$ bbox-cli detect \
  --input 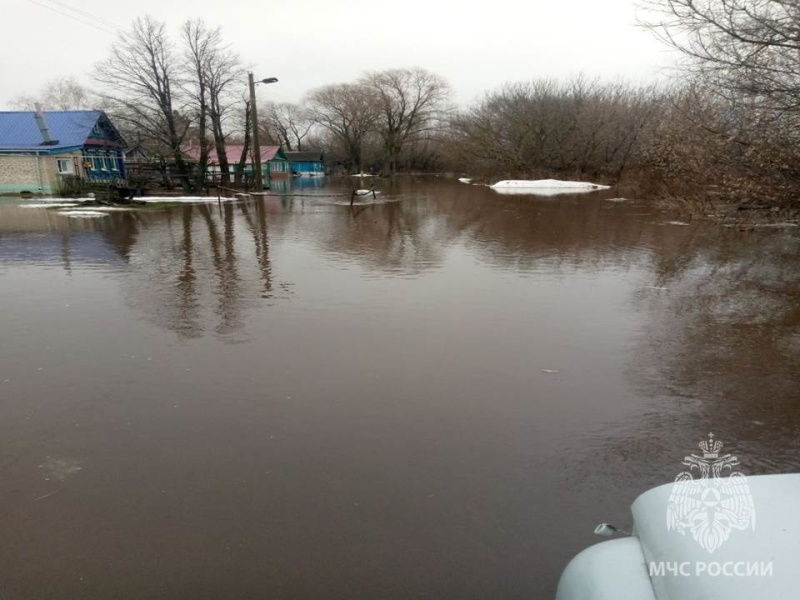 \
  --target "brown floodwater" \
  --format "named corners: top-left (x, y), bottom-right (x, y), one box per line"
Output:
top-left (1, 178), bottom-right (799, 599)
